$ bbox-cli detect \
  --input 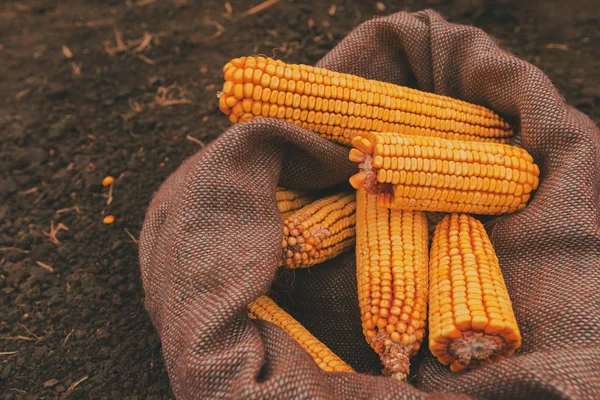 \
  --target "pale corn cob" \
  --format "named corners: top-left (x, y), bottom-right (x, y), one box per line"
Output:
top-left (349, 132), bottom-right (540, 214)
top-left (219, 57), bottom-right (512, 146)
top-left (429, 214), bottom-right (521, 372)
top-left (281, 192), bottom-right (355, 268)
top-left (356, 188), bottom-right (428, 380)
top-left (248, 296), bottom-right (354, 372)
